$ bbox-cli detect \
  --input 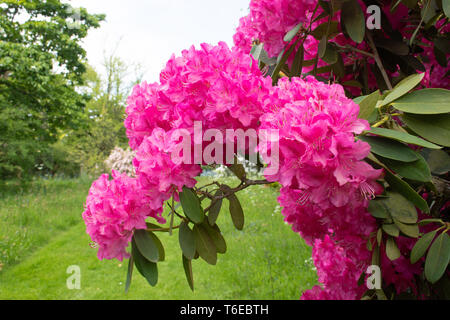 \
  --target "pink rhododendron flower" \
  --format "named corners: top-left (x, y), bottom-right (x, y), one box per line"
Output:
top-left (301, 235), bottom-right (368, 300)
top-left (82, 171), bottom-right (165, 261)
top-left (258, 76), bottom-right (382, 299)
top-left (133, 128), bottom-right (202, 198)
